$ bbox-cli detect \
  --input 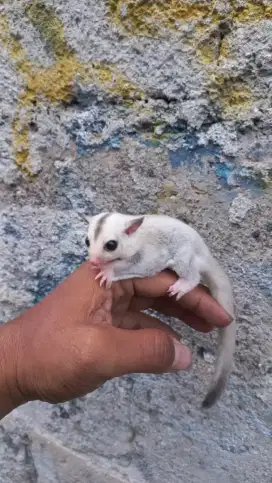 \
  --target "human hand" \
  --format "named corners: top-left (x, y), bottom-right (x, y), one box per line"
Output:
top-left (0, 262), bottom-right (231, 416)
